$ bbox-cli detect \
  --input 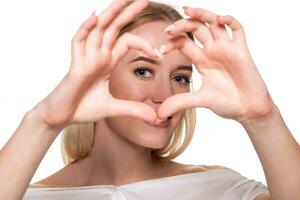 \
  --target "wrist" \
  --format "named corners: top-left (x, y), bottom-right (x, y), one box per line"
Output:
top-left (25, 107), bottom-right (63, 136)
top-left (239, 103), bottom-right (280, 132)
